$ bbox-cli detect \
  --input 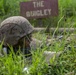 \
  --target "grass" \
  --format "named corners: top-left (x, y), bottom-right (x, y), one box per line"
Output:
top-left (0, 0), bottom-right (76, 75)
top-left (0, 30), bottom-right (76, 75)
top-left (0, 0), bottom-right (76, 27)
top-left (0, 47), bottom-right (25, 75)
